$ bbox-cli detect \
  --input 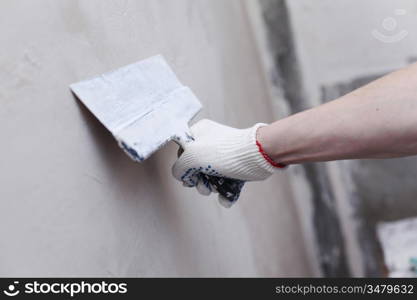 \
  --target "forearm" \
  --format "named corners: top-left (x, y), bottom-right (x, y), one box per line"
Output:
top-left (258, 63), bottom-right (417, 165)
